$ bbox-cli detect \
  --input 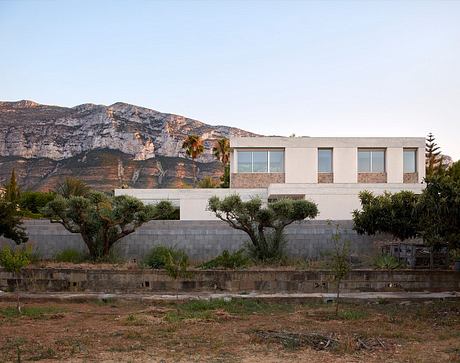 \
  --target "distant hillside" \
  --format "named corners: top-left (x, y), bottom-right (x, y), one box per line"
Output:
top-left (0, 100), bottom-right (256, 190)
